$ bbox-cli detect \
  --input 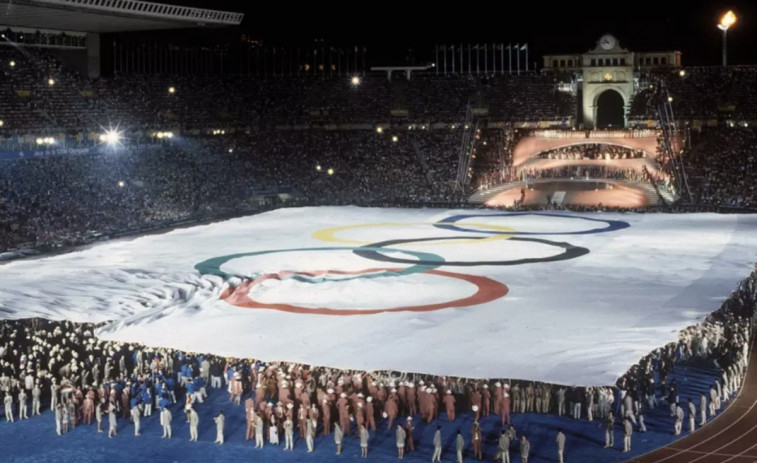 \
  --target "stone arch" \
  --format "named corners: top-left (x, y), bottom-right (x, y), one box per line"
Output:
top-left (595, 89), bottom-right (625, 128)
